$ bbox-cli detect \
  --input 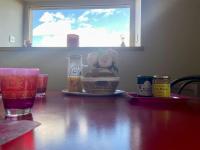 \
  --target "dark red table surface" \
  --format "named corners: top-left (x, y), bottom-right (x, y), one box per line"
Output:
top-left (1, 92), bottom-right (200, 150)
